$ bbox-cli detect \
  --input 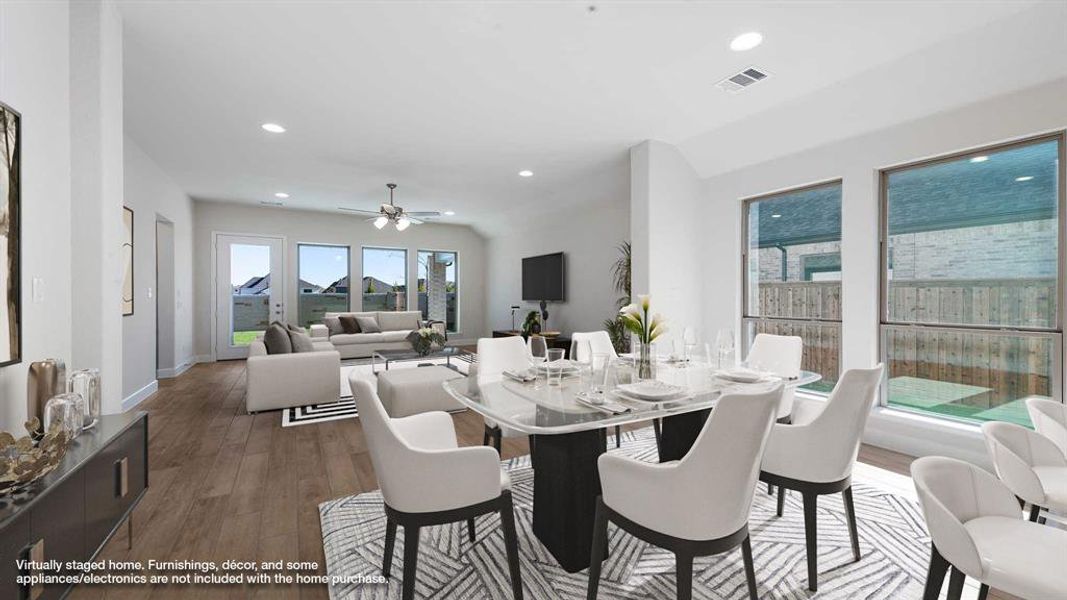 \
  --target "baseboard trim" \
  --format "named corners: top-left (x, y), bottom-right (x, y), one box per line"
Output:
top-left (123, 380), bottom-right (158, 412)
top-left (157, 358), bottom-right (195, 379)
top-left (195, 354), bottom-right (215, 363)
